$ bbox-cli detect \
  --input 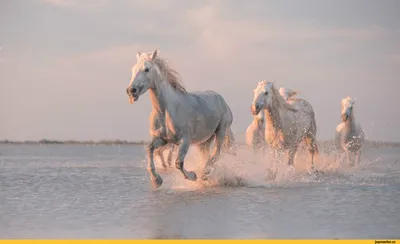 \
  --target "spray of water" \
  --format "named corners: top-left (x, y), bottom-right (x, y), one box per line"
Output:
top-left (149, 141), bottom-right (389, 191)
